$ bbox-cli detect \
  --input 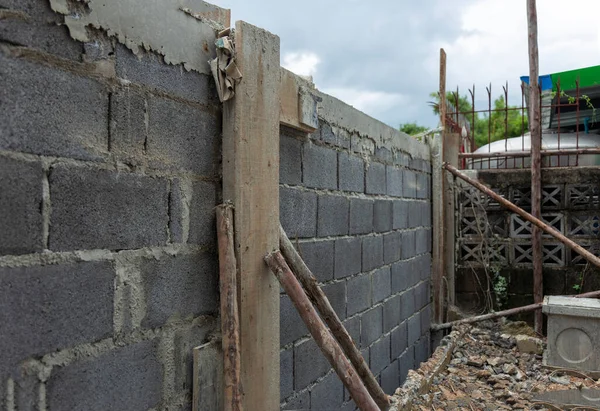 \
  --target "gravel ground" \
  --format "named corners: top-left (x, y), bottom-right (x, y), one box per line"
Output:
top-left (405, 320), bottom-right (600, 410)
